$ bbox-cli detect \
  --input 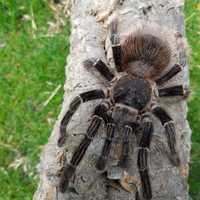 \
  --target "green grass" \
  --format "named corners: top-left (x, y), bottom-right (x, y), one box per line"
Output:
top-left (0, 0), bottom-right (199, 199)
top-left (0, 1), bottom-right (70, 199)
top-left (185, 0), bottom-right (200, 199)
